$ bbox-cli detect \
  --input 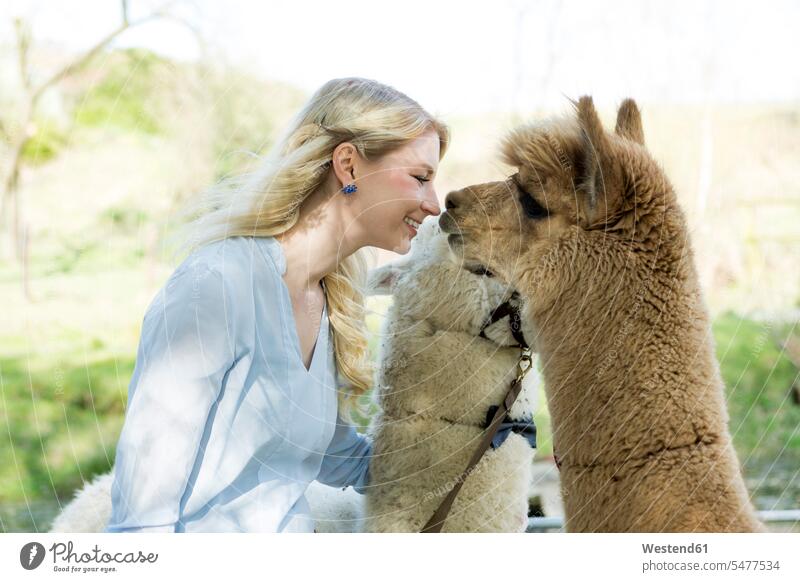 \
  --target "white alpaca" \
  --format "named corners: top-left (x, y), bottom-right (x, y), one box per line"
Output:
top-left (50, 218), bottom-right (539, 533)
top-left (362, 218), bottom-right (539, 532)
